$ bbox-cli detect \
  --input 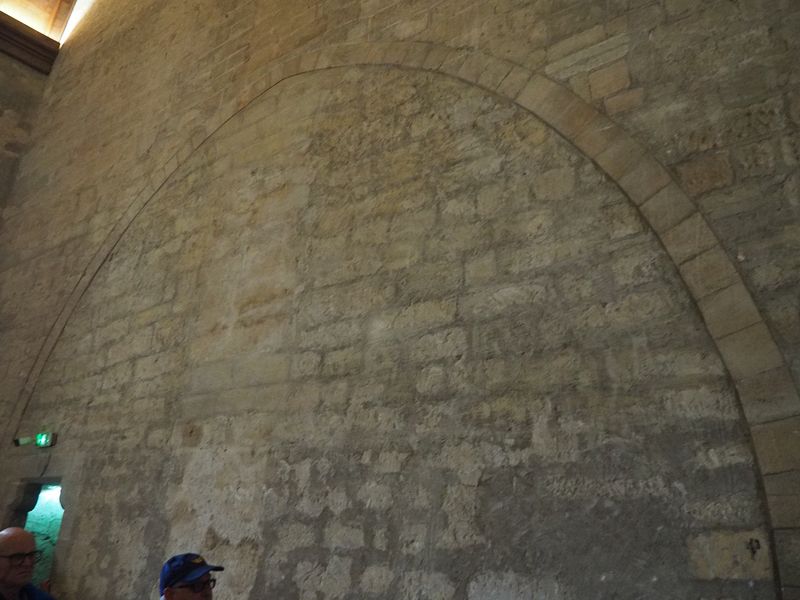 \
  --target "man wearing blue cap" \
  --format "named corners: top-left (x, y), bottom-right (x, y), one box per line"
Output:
top-left (159, 553), bottom-right (224, 600)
